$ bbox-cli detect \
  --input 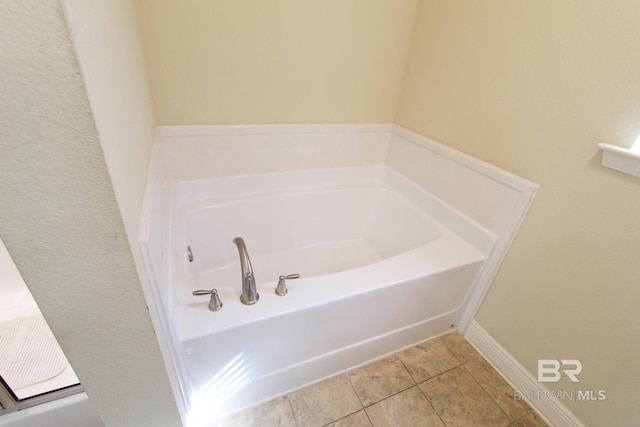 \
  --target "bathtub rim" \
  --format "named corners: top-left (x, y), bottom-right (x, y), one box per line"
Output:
top-left (159, 166), bottom-right (498, 329)
top-left (168, 165), bottom-right (497, 342)
top-left (176, 232), bottom-right (488, 343)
